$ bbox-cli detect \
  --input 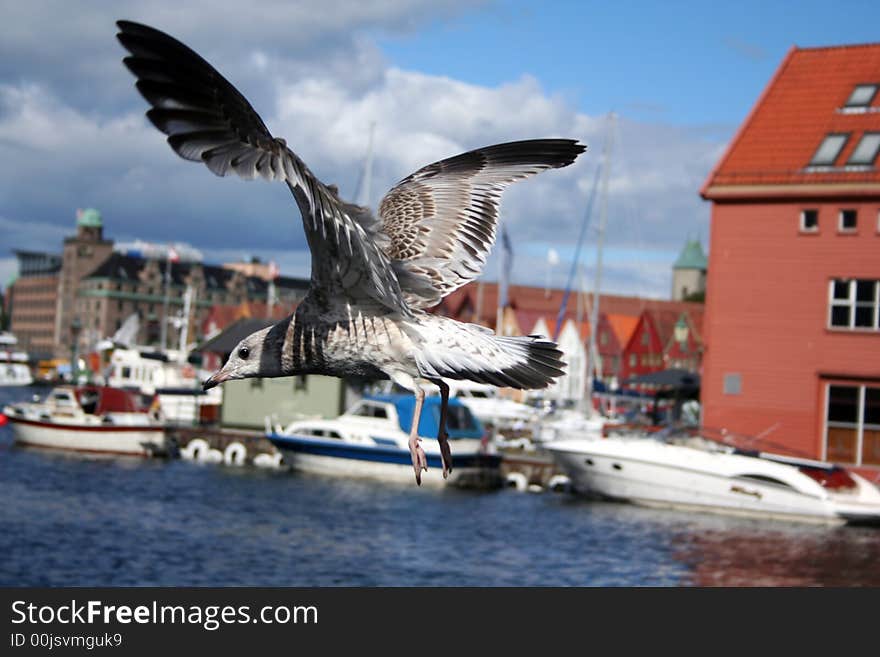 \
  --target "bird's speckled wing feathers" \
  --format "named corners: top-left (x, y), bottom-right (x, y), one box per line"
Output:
top-left (378, 140), bottom-right (586, 309)
top-left (115, 20), bottom-right (409, 316)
